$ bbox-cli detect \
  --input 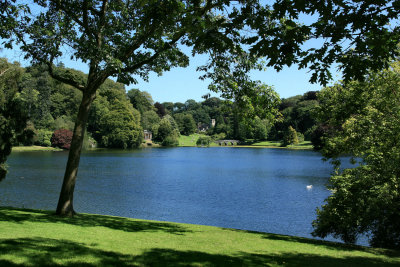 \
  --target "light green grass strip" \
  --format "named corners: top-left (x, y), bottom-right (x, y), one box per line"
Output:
top-left (249, 141), bottom-right (314, 149)
top-left (178, 134), bottom-right (218, 147)
top-left (179, 134), bottom-right (313, 149)
top-left (12, 146), bottom-right (63, 152)
top-left (0, 207), bottom-right (399, 266)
